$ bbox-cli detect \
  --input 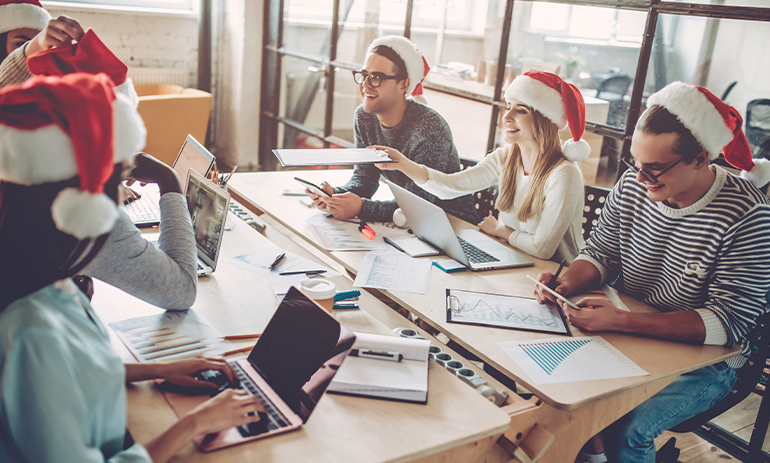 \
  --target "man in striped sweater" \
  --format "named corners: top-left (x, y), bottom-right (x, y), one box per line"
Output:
top-left (535, 82), bottom-right (770, 463)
